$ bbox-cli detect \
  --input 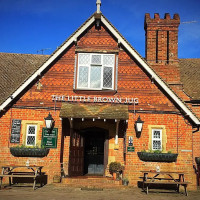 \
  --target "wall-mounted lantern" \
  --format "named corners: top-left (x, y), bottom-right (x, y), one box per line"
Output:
top-left (135, 116), bottom-right (144, 138)
top-left (45, 113), bottom-right (54, 129)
